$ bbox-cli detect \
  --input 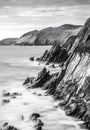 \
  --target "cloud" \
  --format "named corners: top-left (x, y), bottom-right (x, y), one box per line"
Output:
top-left (0, 0), bottom-right (90, 39)
top-left (0, 0), bottom-right (90, 7)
